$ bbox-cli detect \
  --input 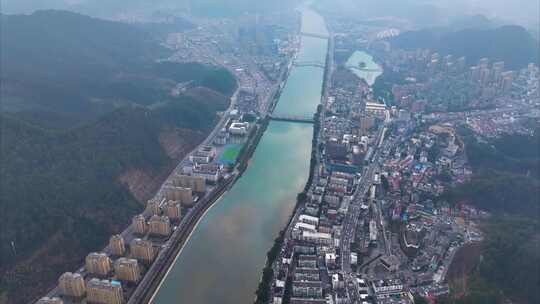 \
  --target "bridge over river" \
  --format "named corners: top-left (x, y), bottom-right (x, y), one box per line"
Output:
top-left (300, 31), bottom-right (329, 39)
top-left (269, 114), bottom-right (314, 124)
top-left (293, 60), bottom-right (325, 68)
top-left (150, 7), bottom-right (328, 304)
